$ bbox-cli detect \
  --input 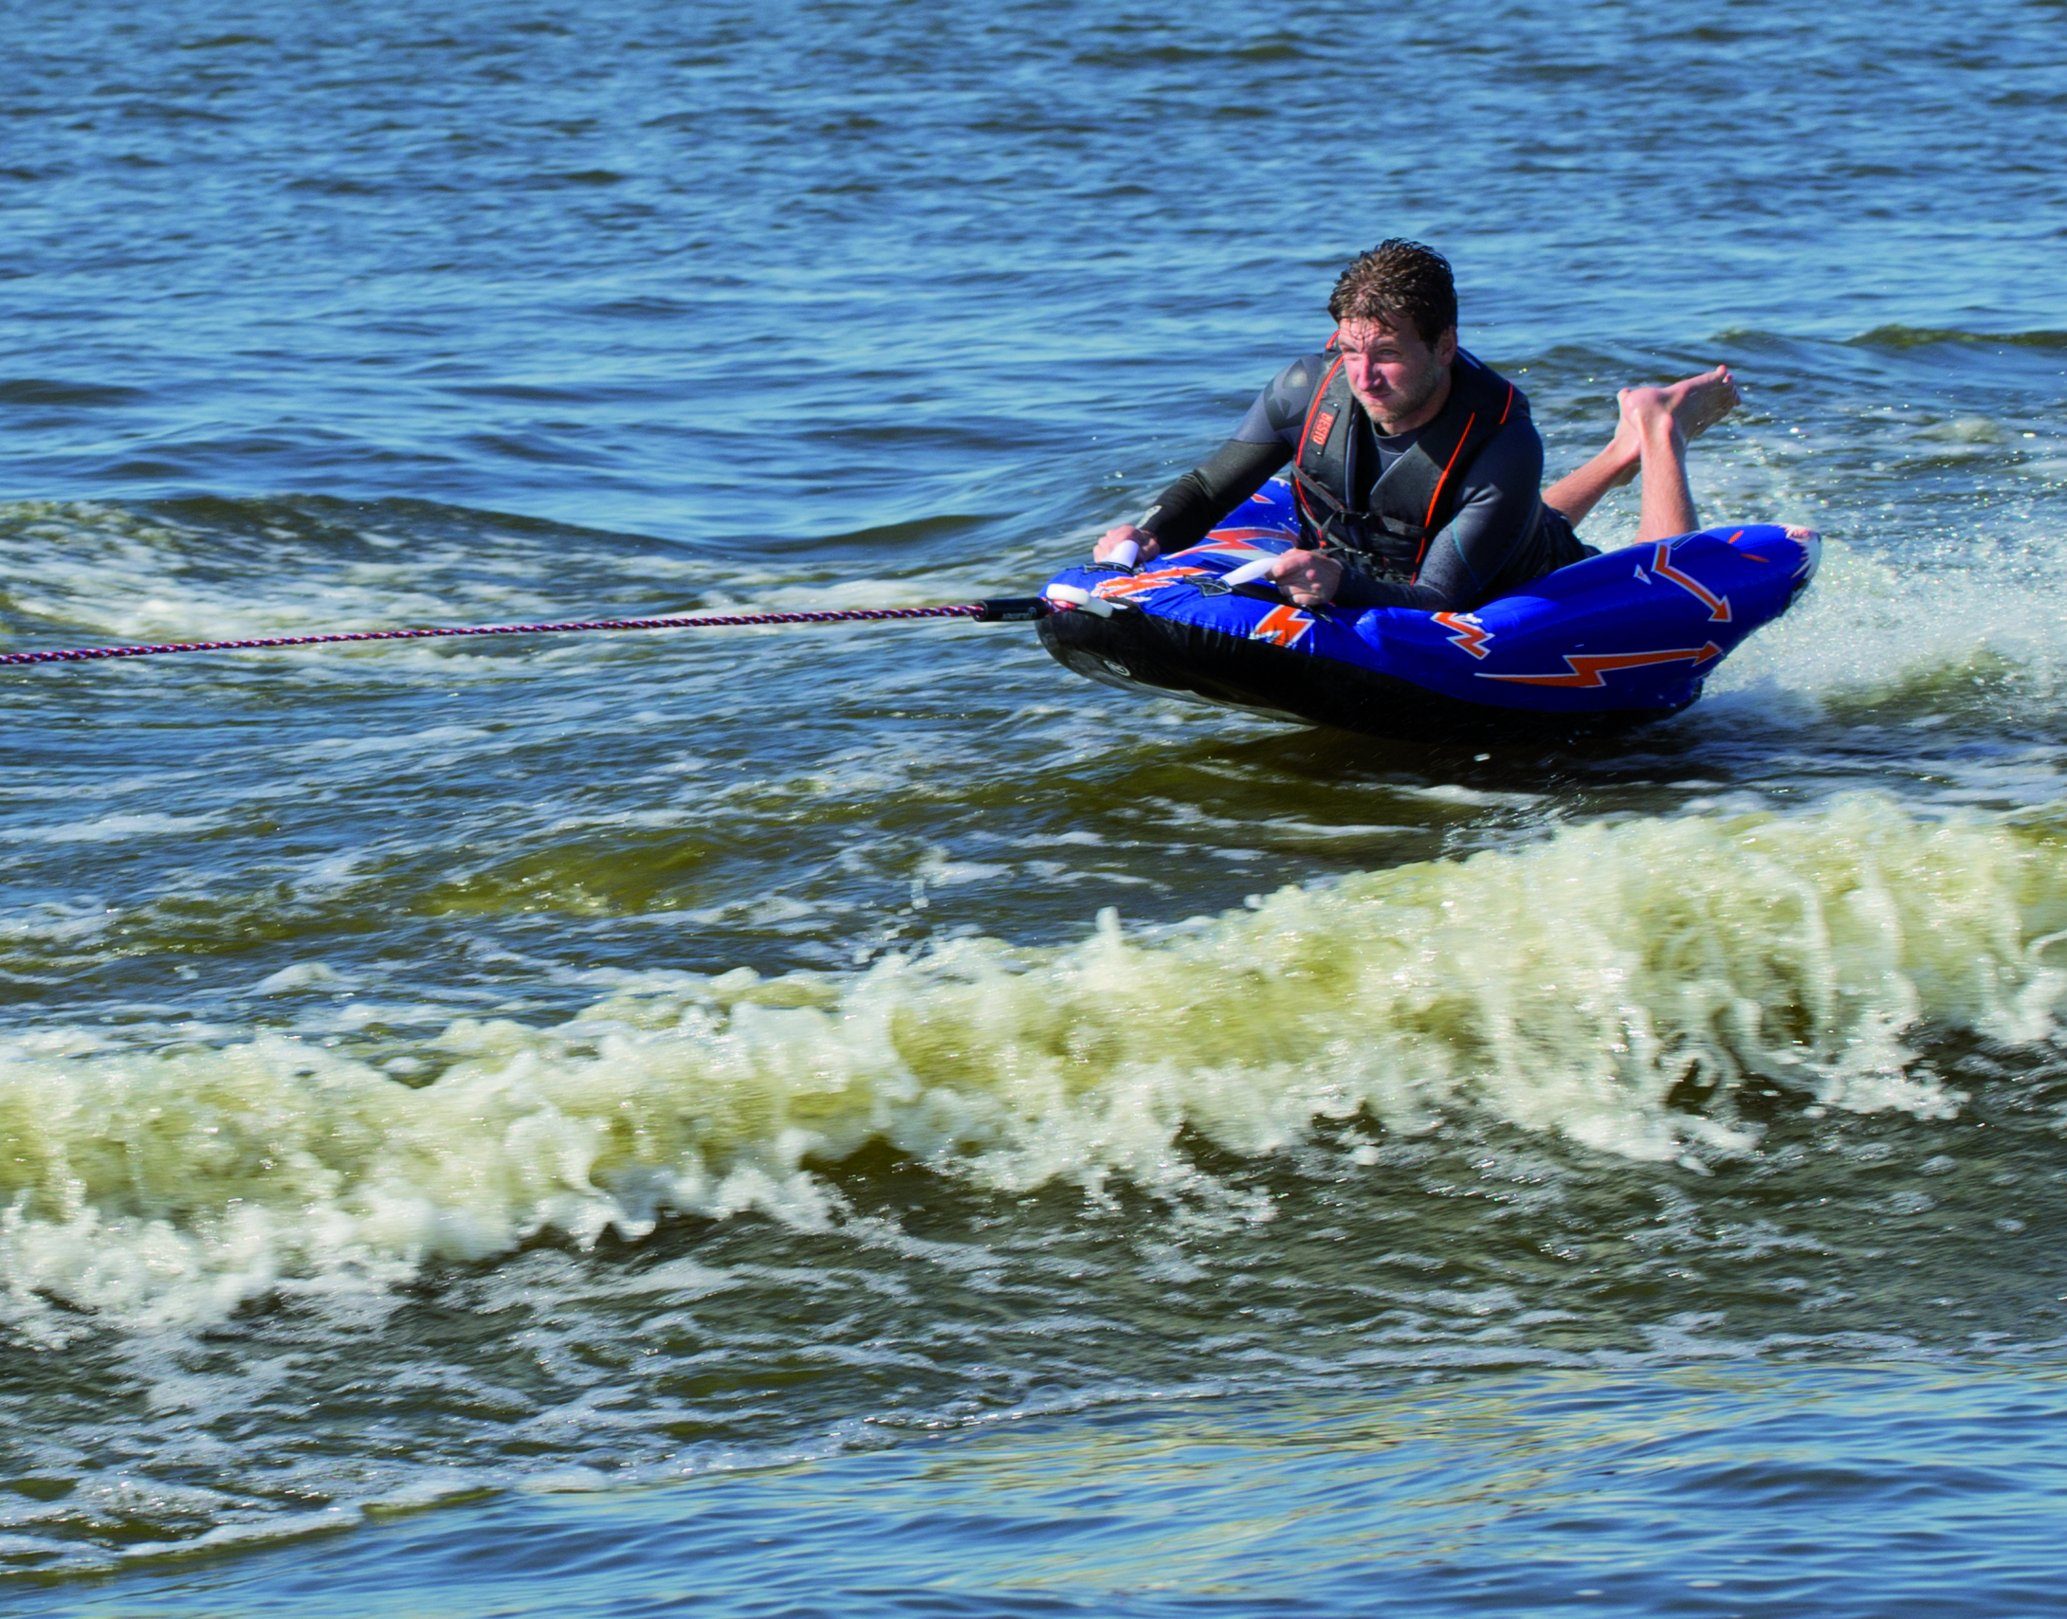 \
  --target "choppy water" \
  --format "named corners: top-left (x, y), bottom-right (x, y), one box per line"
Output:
top-left (5, 0), bottom-right (2067, 1613)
